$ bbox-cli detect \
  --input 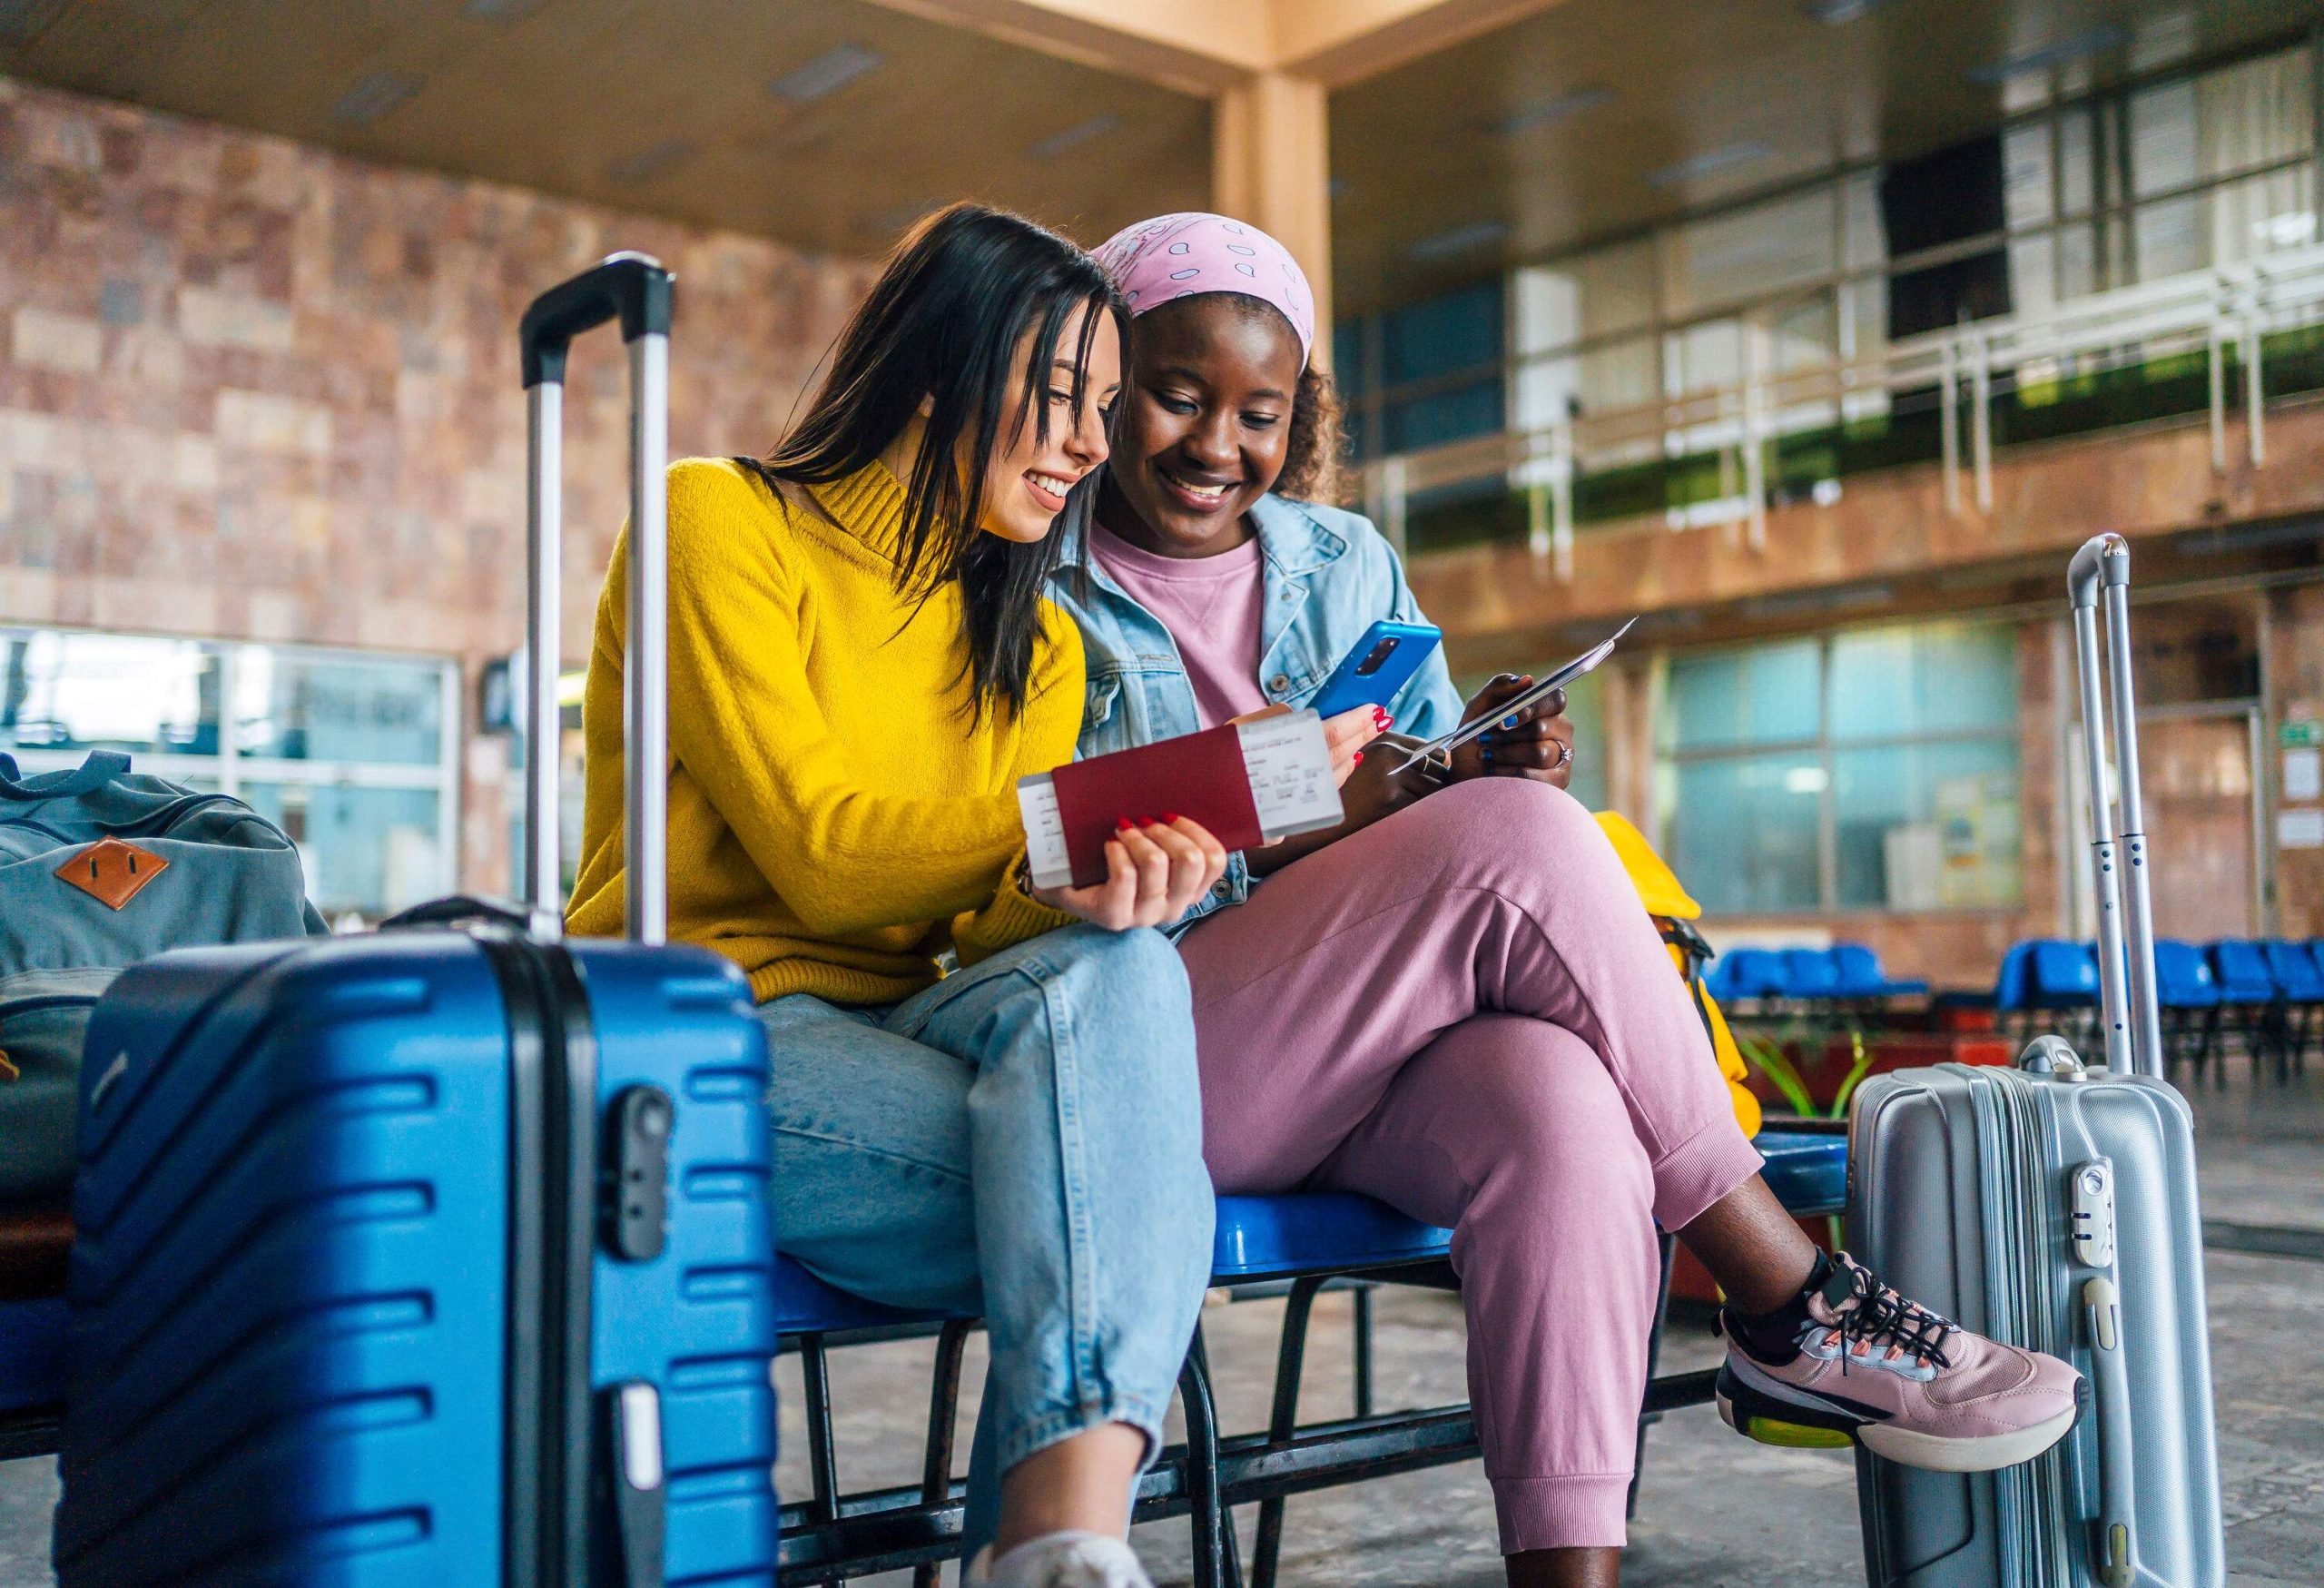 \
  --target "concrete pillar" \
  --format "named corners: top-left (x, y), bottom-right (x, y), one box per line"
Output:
top-left (1211, 70), bottom-right (1334, 360)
